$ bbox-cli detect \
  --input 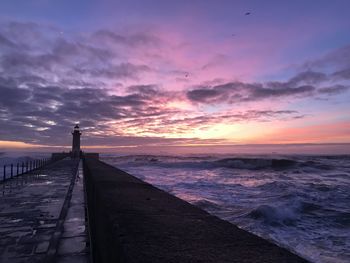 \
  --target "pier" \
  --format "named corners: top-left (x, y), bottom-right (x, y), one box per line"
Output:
top-left (0, 126), bottom-right (309, 262)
